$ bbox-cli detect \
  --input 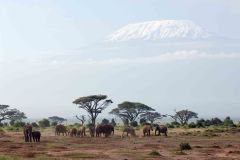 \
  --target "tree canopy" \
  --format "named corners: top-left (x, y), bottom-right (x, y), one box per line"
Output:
top-left (73, 94), bottom-right (113, 130)
top-left (48, 116), bottom-right (66, 124)
top-left (140, 111), bottom-right (166, 124)
top-left (110, 101), bottom-right (155, 123)
top-left (0, 105), bottom-right (26, 123)
top-left (171, 109), bottom-right (198, 125)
